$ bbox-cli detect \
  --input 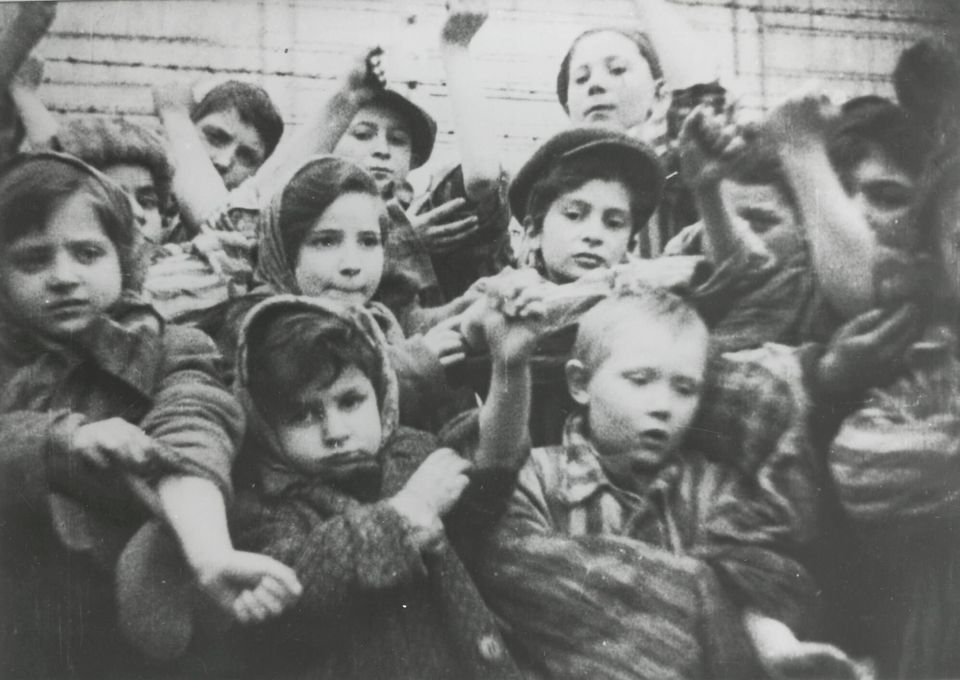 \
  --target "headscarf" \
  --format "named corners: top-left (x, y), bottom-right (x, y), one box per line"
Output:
top-left (234, 294), bottom-right (400, 495)
top-left (251, 155), bottom-right (408, 344)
